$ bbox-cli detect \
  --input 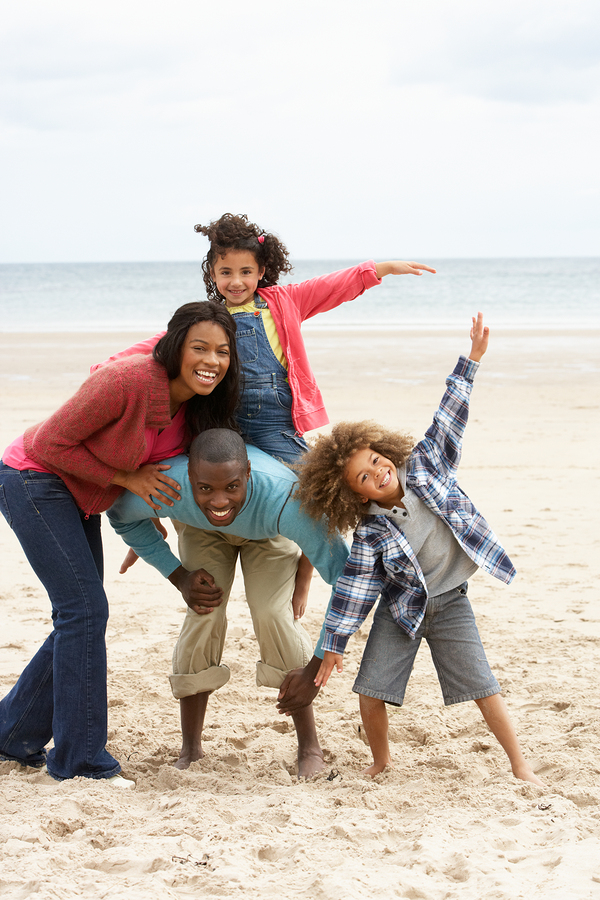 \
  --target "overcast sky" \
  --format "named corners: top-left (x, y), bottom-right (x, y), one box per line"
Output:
top-left (1, 0), bottom-right (599, 262)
